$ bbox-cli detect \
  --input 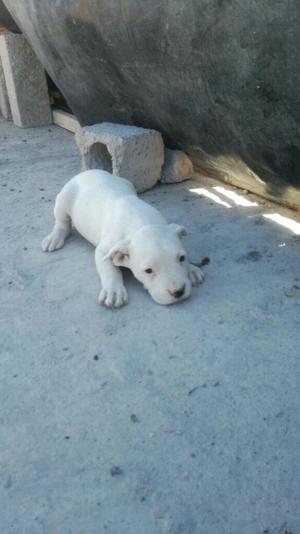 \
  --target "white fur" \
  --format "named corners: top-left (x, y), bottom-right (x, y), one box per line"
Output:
top-left (42, 170), bottom-right (204, 307)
